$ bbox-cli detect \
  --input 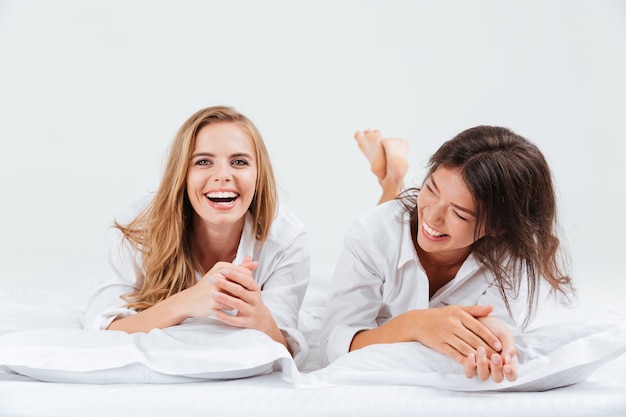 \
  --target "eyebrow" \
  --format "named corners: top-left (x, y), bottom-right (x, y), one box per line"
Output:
top-left (430, 175), bottom-right (476, 217)
top-left (190, 152), bottom-right (255, 160)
